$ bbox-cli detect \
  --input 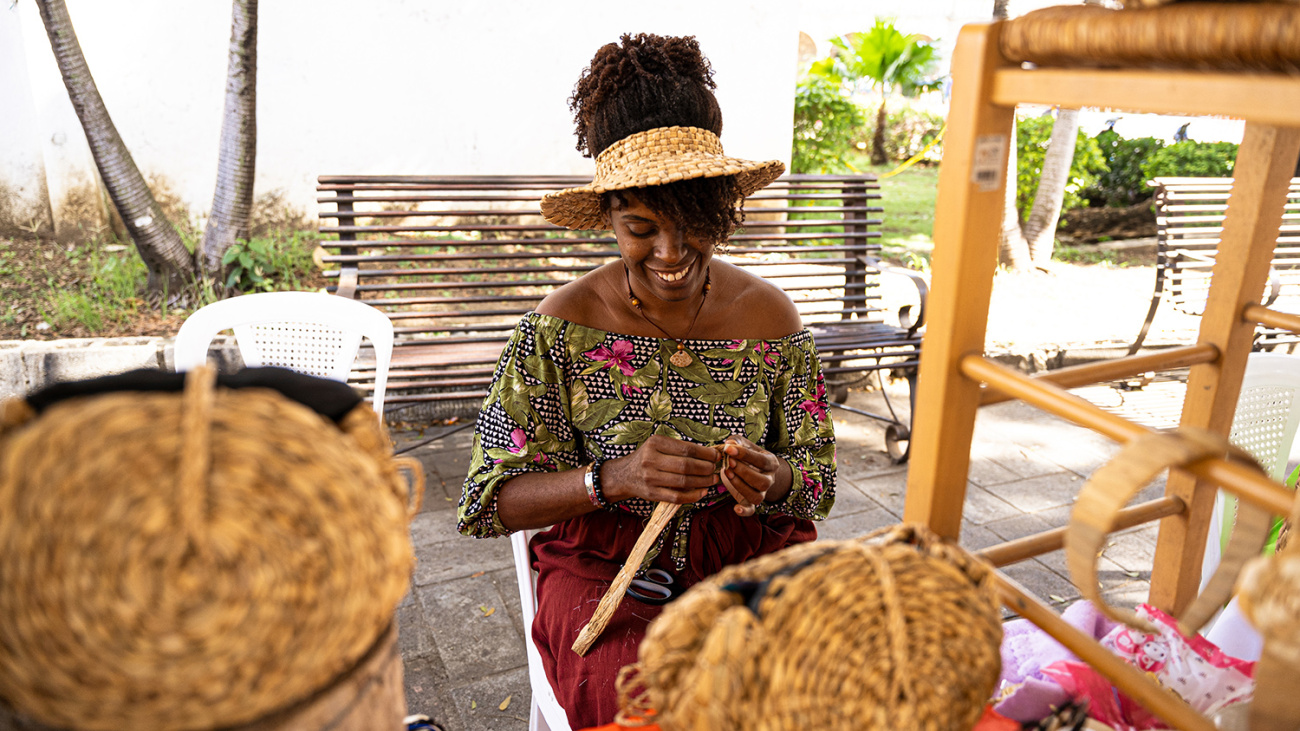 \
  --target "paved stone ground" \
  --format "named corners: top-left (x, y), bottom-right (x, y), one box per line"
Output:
top-left (391, 378), bottom-right (1167, 731)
